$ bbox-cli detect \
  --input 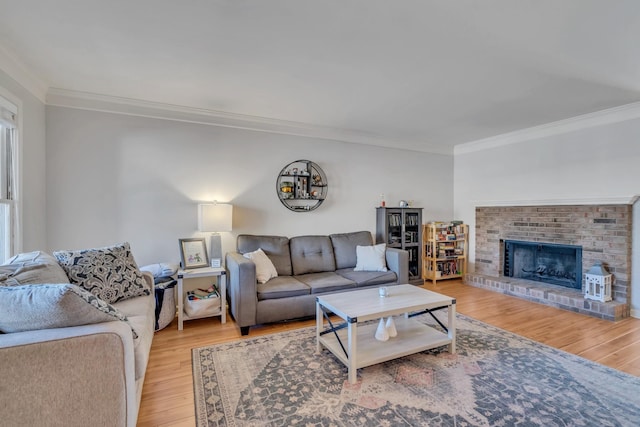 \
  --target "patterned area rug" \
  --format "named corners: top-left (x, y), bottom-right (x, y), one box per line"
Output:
top-left (192, 314), bottom-right (640, 426)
